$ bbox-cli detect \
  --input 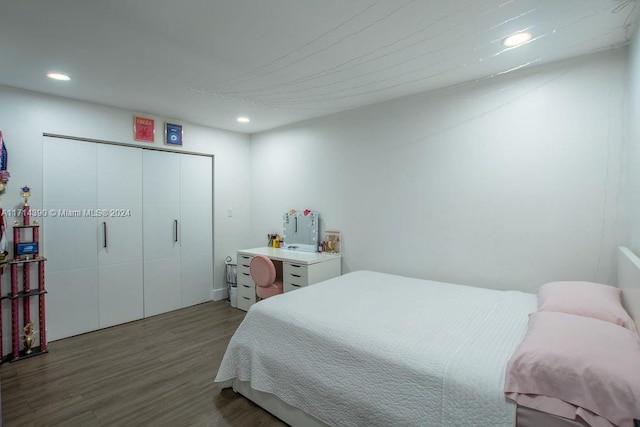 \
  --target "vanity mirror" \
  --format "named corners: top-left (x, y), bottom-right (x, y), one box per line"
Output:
top-left (282, 210), bottom-right (319, 252)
